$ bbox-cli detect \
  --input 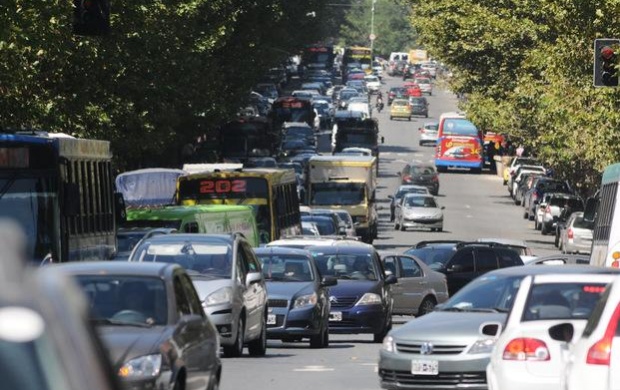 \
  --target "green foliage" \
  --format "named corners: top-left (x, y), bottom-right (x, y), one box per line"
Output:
top-left (409, 0), bottom-right (620, 195)
top-left (339, 0), bottom-right (417, 57)
top-left (0, 0), bottom-right (324, 169)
